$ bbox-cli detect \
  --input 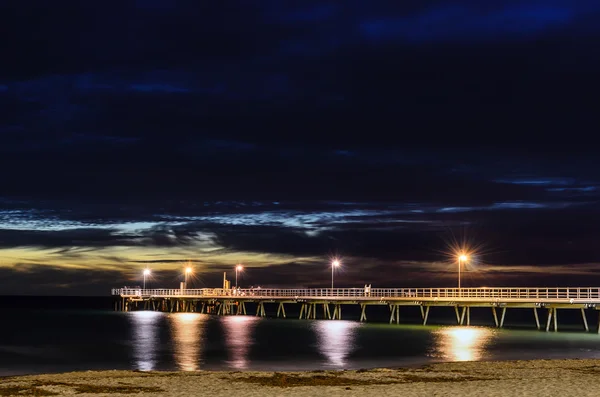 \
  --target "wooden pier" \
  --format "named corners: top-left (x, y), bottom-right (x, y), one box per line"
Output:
top-left (111, 287), bottom-right (600, 333)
